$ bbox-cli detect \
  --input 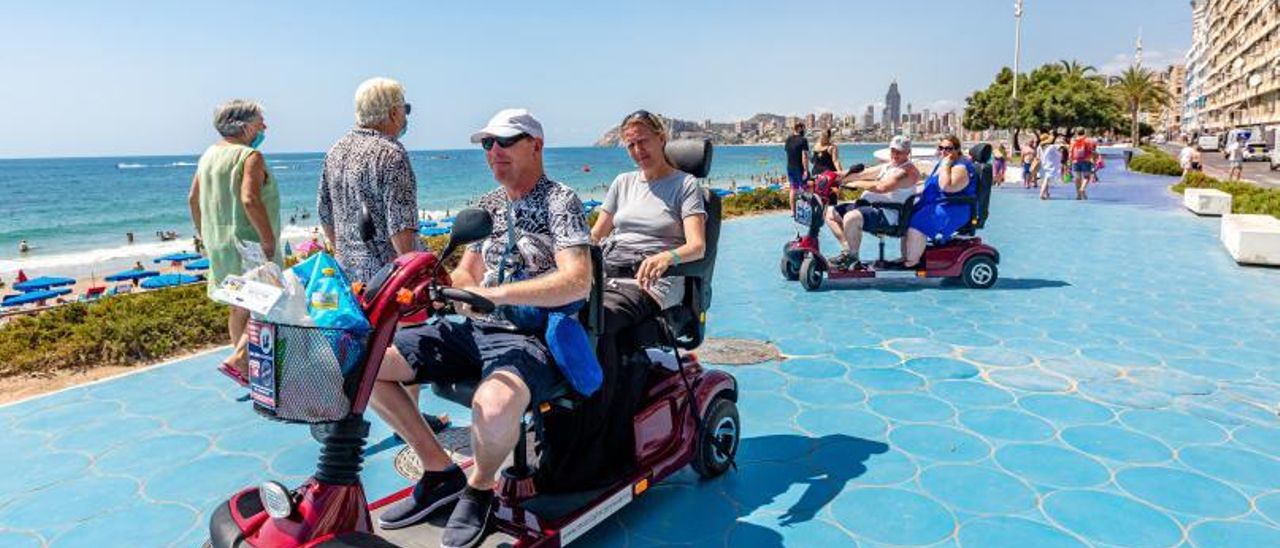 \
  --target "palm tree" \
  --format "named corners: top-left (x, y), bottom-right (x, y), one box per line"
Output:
top-left (1113, 65), bottom-right (1171, 145)
top-left (1059, 59), bottom-right (1098, 80)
